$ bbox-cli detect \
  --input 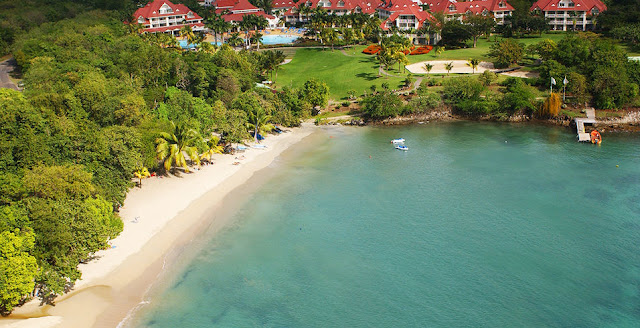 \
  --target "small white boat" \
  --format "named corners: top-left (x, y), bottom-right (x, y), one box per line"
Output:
top-left (391, 138), bottom-right (405, 144)
top-left (395, 145), bottom-right (408, 151)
